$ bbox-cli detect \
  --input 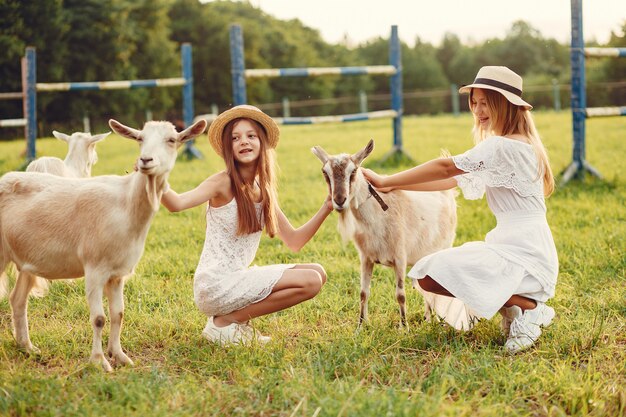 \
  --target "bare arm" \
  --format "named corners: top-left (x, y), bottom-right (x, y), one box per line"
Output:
top-left (275, 197), bottom-right (333, 252)
top-left (161, 171), bottom-right (229, 212)
top-left (381, 178), bottom-right (459, 192)
top-left (362, 158), bottom-right (464, 190)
